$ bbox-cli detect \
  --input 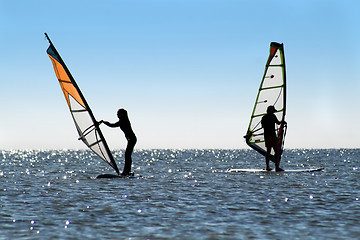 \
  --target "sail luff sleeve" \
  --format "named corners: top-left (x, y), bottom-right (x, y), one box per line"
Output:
top-left (45, 34), bottom-right (120, 175)
top-left (276, 43), bottom-right (287, 154)
top-left (279, 43), bottom-right (286, 119)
